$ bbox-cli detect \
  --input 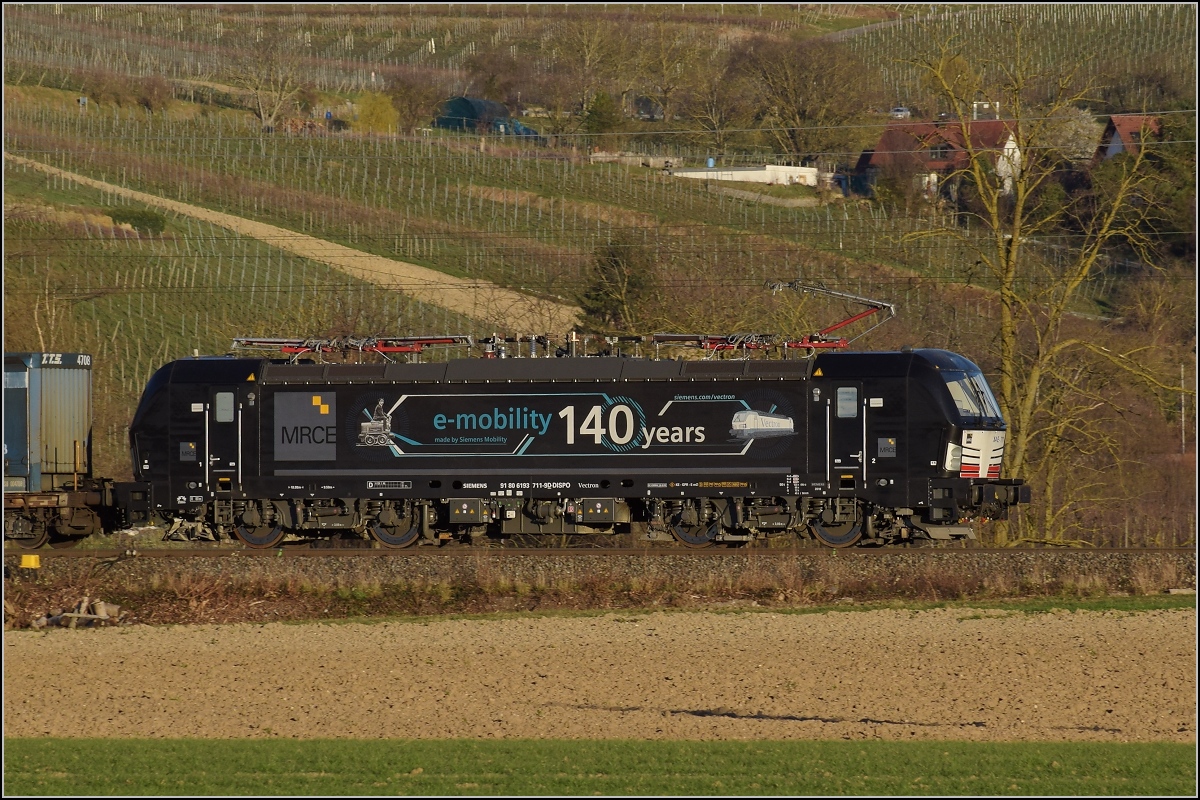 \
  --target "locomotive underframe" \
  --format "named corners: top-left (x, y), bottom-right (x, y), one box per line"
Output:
top-left (147, 487), bottom-right (1011, 549)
